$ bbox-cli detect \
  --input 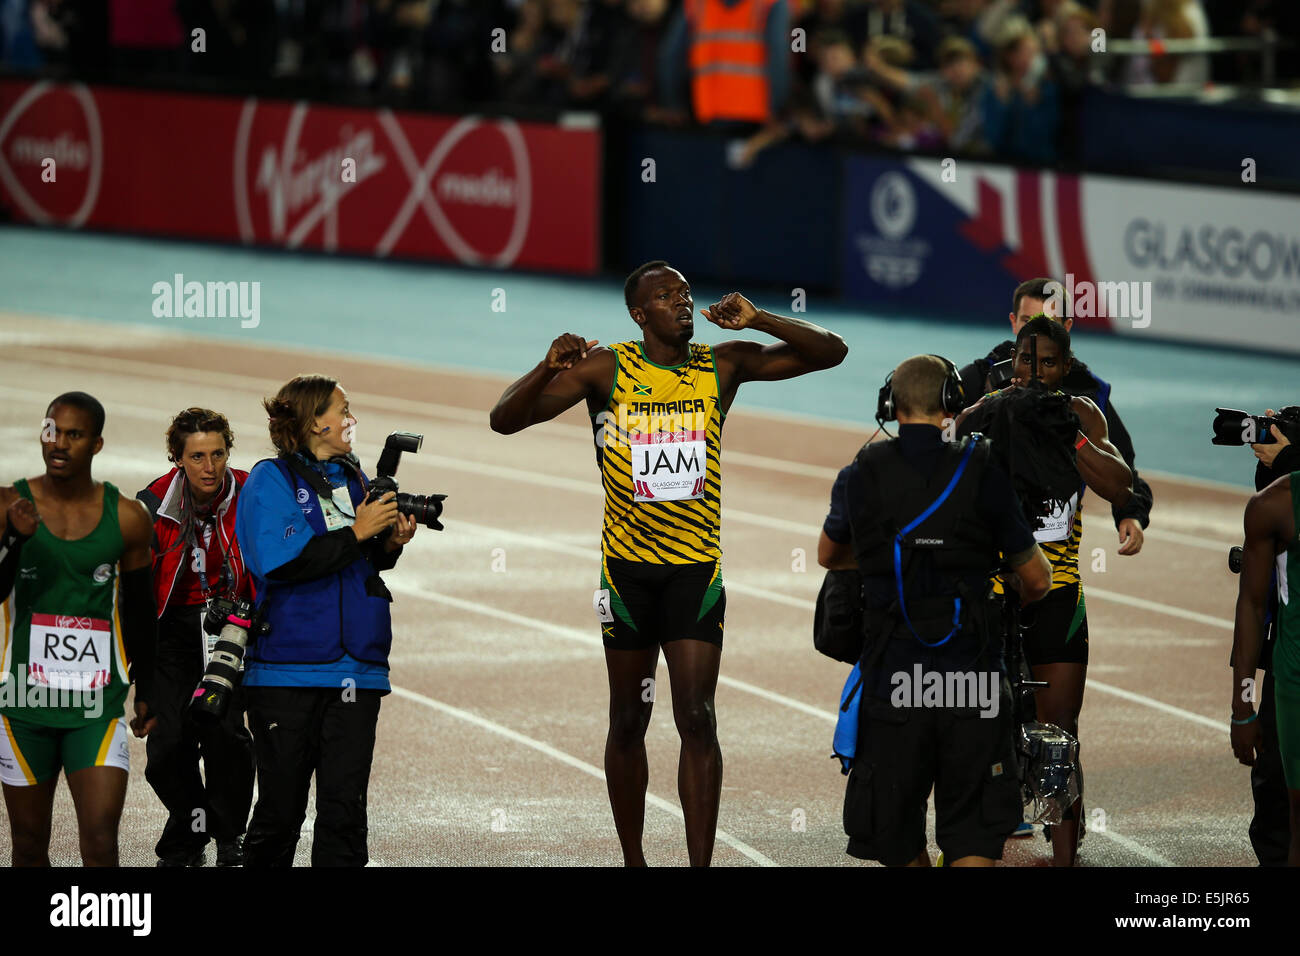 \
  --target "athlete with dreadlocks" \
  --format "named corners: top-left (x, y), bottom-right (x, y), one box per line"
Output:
top-left (958, 316), bottom-right (1132, 866)
top-left (137, 408), bottom-right (255, 866)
